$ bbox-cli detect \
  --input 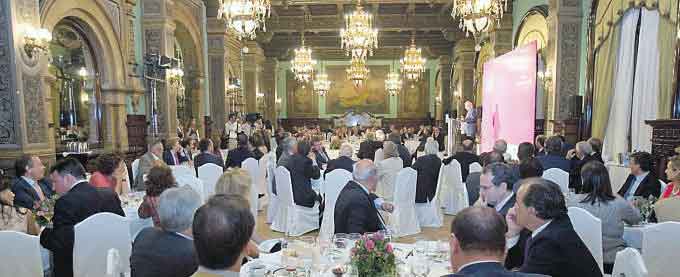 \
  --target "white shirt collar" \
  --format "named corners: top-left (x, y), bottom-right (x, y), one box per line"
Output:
top-left (21, 176), bottom-right (36, 186)
top-left (532, 220), bottom-right (553, 238)
top-left (151, 153), bottom-right (160, 160)
top-left (635, 171), bottom-right (649, 181)
top-left (495, 192), bottom-right (514, 212)
top-left (458, 260), bottom-right (502, 272)
top-left (174, 232), bottom-right (193, 241)
top-left (354, 181), bottom-right (370, 195)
